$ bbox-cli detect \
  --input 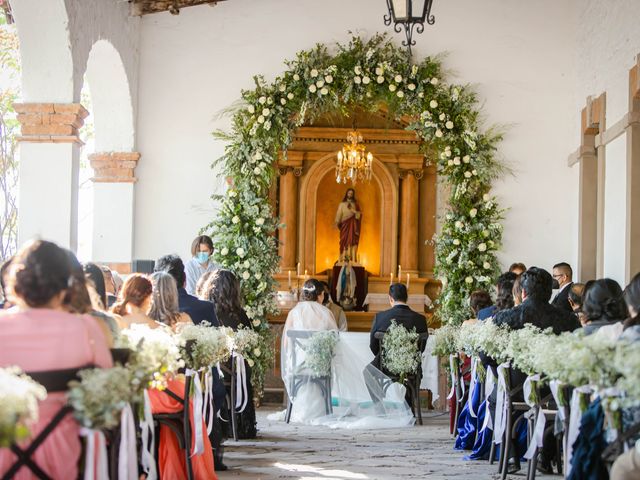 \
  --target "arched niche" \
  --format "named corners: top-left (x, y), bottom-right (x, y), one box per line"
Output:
top-left (298, 154), bottom-right (398, 277)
